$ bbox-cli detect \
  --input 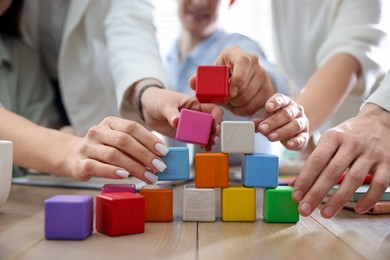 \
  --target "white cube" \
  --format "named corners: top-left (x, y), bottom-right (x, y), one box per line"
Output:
top-left (183, 184), bottom-right (215, 222)
top-left (221, 121), bottom-right (255, 154)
